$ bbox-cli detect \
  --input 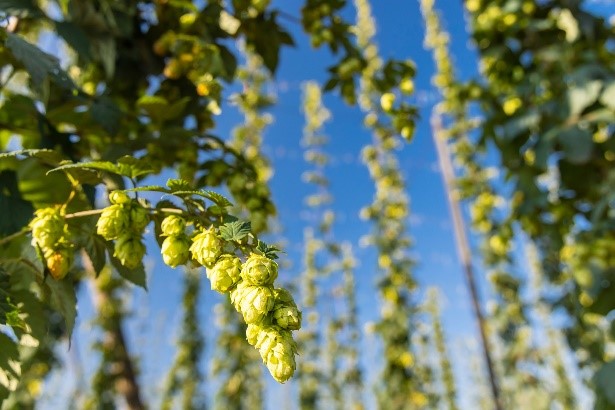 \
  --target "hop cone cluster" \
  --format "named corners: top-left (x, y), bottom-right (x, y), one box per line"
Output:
top-left (96, 191), bottom-right (149, 268)
top-left (160, 215), bottom-right (190, 268)
top-left (30, 207), bottom-right (74, 280)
